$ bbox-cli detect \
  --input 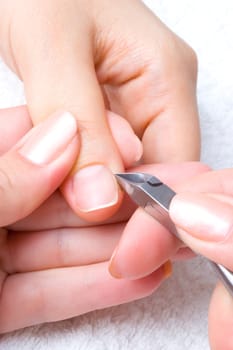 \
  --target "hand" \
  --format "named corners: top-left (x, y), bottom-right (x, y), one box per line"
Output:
top-left (0, 0), bottom-right (200, 222)
top-left (108, 162), bottom-right (209, 279)
top-left (114, 164), bottom-right (233, 349)
top-left (11, 161), bottom-right (209, 335)
top-left (0, 106), bottom-right (167, 333)
top-left (167, 169), bottom-right (233, 349)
